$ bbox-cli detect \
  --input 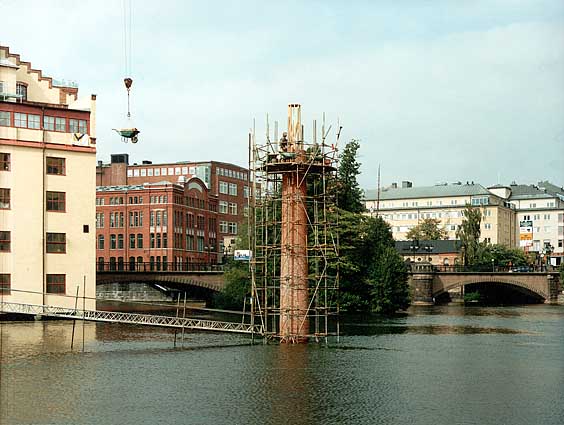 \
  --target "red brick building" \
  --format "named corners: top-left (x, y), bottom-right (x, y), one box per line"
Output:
top-left (96, 178), bottom-right (218, 271)
top-left (97, 154), bottom-right (249, 252)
